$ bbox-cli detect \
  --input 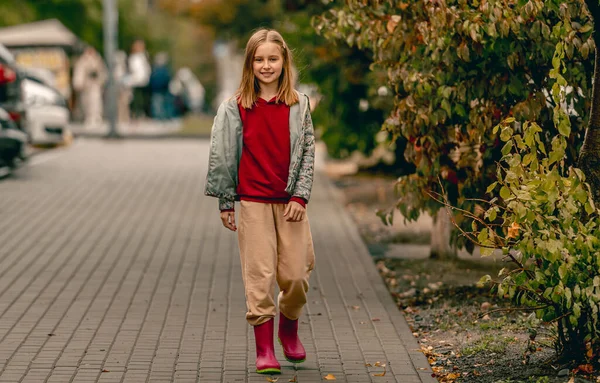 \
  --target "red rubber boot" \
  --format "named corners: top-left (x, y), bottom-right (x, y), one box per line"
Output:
top-left (253, 319), bottom-right (281, 374)
top-left (278, 312), bottom-right (306, 363)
